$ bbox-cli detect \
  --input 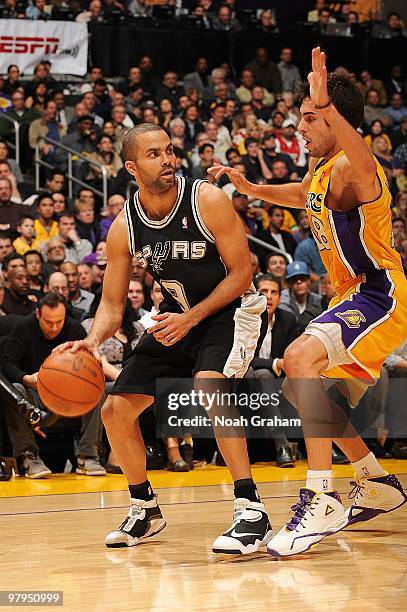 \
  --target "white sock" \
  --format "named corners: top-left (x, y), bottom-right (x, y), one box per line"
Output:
top-left (351, 452), bottom-right (386, 480)
top-left (306, 470), bottom-right (333, 492)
